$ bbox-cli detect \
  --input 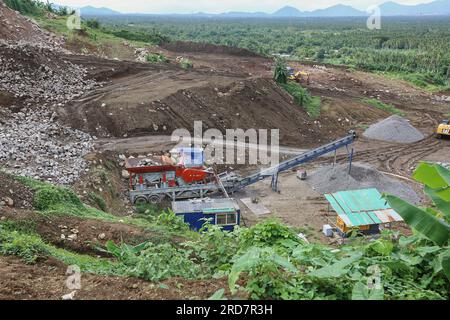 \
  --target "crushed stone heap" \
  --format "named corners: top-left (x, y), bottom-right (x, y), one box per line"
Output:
top-left (363, 115), bottom-right (425, 143)
top-left (0, 42), bottom-right (96, 103)
top-left (307, 163), bottom-right (420, 204)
